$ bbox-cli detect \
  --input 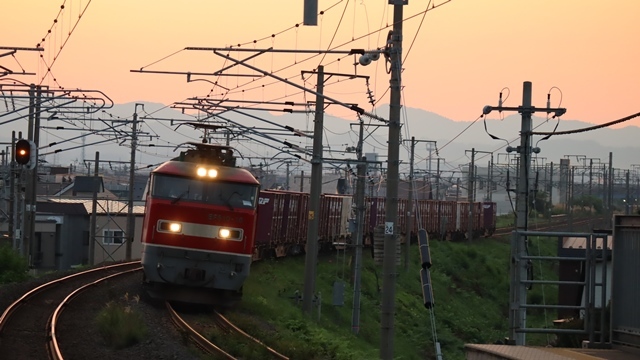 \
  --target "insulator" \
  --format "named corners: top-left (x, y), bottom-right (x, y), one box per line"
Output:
top-left (418, 228), bottom-right (431, 269)
top-left (420, 268), bottom-right (435, 309)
